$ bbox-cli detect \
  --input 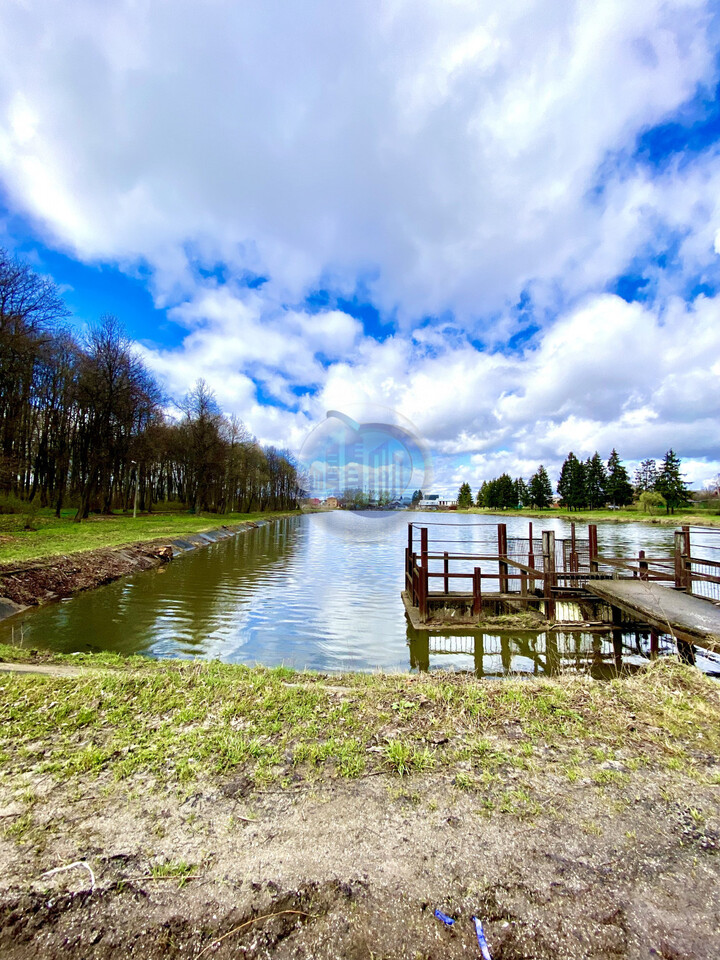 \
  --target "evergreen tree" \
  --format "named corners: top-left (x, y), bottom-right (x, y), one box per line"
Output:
top-left (557, 452), bottom-right (586, 509)
top-left (528, 465), bottom-right (553, 508)
top-left (584, 452), bottom-right (608, 508)
top-left (476, 483), bottom-right (487, 507)
top-left (655, 449), bottom-right (690, 514)
top-left (484, 478), bottom-right (499, 509)
top-left (514, 477), bottom-right (529, 508)
top-left (457, 481), bottom-right (473, 509)
top-left (634, 459), bottom-right (657, 492)
top-left (411, 489), bottom-right (423, 505)
top-left (605, 449), bottom-right (633, 506)
top-left (495, 473), bottom-right (515, 509)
